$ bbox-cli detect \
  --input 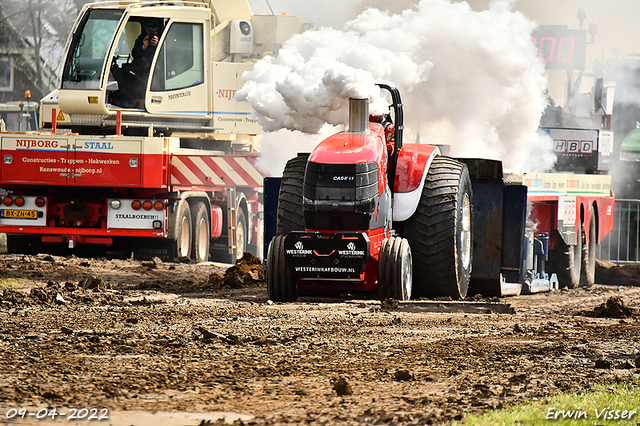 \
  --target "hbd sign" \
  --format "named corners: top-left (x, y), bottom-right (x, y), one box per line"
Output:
top-left (554, 139), bottom-right (593, 155)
